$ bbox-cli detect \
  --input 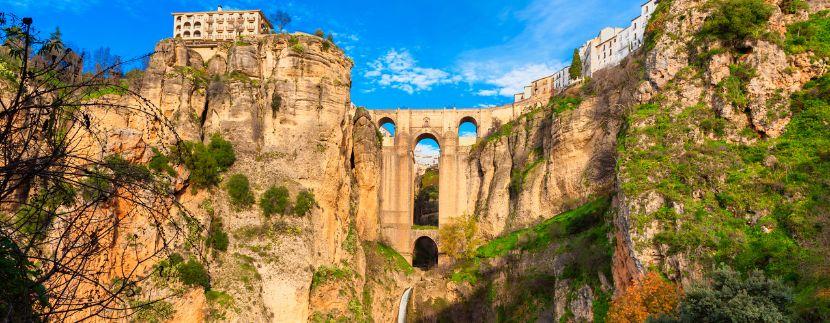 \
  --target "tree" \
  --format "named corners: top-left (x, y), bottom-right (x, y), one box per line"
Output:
top-left (607, 272), bottom-right (681, 323)
top-left (270, 11), bottom-right (291, 33)
top-left (569, 48), bottom-right (582, 80)
top-left (675, 266), bottom-right (793, 322)
top-left (700, 0), bottom-right (774, 46)
top-left (260, 185), bottom-right (291, 216)
top-left (0, 14), bottom-right (188, 321)
top-left (226, 174), bottom-right (254, 208)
